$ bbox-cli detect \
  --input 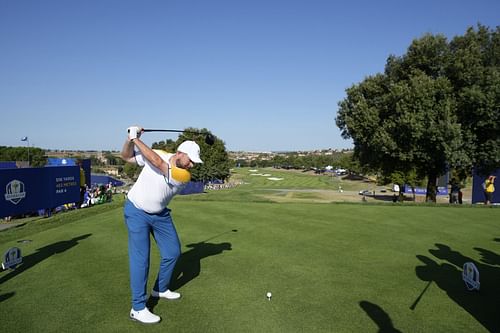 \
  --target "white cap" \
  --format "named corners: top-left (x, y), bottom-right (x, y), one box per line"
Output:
top-left (177, 140), bottom-right (203, 163)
